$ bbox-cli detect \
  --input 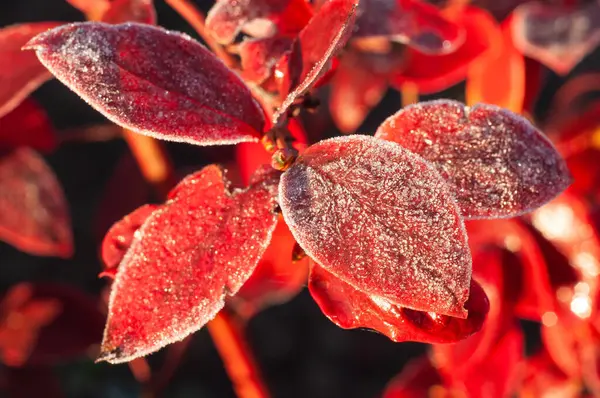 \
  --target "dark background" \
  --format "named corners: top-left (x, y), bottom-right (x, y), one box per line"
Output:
top-left (1, 0), bottom-right (599, 397)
